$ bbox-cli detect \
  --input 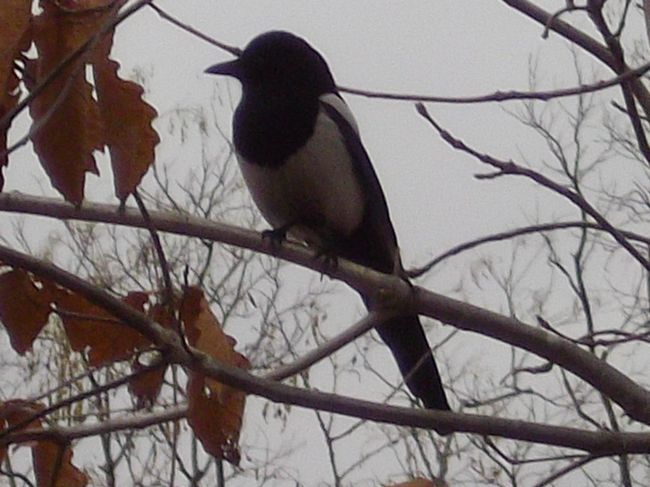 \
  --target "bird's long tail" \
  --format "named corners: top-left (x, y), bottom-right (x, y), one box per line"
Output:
top-left (373, 312), bottom-right (450, 411)
top-left (327, 206), bottom-right (450, 411)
